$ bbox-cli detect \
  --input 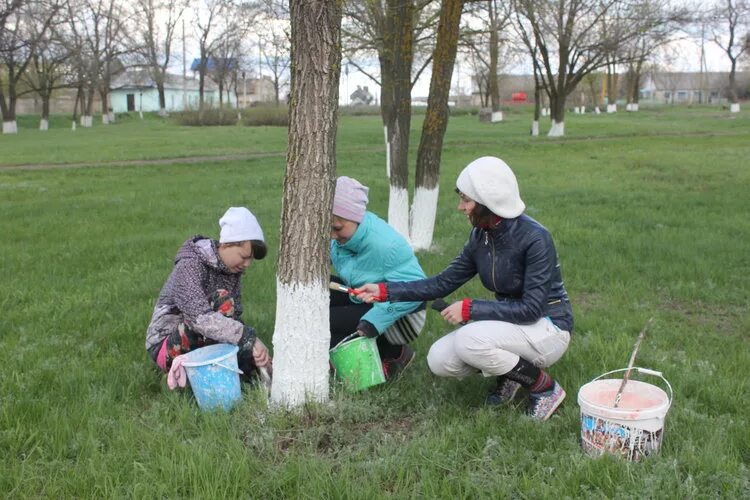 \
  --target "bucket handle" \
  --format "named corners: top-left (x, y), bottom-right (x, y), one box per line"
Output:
top-left (592, 367), bottom-right (673, 405)
top-left (213, 361), bottom-right (244, 375)
top-left (331, 332), bottom-right (361, 351)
